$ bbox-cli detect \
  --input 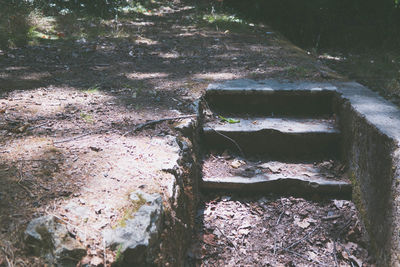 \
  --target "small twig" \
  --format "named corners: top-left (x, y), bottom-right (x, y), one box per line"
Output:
top-left (339, 242), bottom-right (356, 267)
top-left (5, 255), bottom-right (13, 267)
top-left (0, 241), bottom-right (15, 267)
top-left (286, 249), bottom-right (330, 267)
top-left (336, 220), bottom-right (353, 238)
top-left (283, 225), bottom-right (320, 251)
top-left (322, 214), bottom-right (341, 221)
top-left (275, 210), bottom-right (285, 225)
top-left (124, 114), bottom-right (196, 135)
top-left (27, 122), bottom-right (48, 131)
top-left (54, 131), bottom-right (98, 144)
top-left (214, 225), bottom-right (237, 251)
top-left (276, 198), bottom-right (286, 225)
top-left (46, 211), bottom-right (101, 237)
top-left (103, 237), bottom-right (107, 267)
top-left (211, 129), bottom-right (245, 157)
top-left (16, 163), bottom-right (34, 198)
top-left (4, 118), bottom-right (21, 123)
top-left (201, 97), bottom-right (244, 156)
top-left (276, 210), bottom-right (284, 225)
top-left (333, 241), bottom-right (339, 267)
